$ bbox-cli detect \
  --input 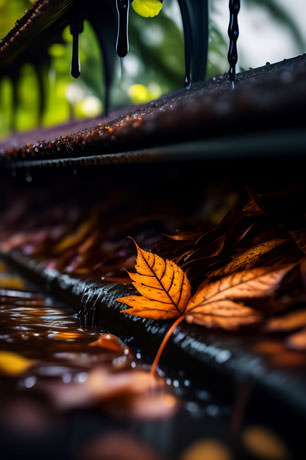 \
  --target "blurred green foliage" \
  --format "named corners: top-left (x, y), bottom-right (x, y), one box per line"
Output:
top-left (0, 0), bottom-right (304, 139)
